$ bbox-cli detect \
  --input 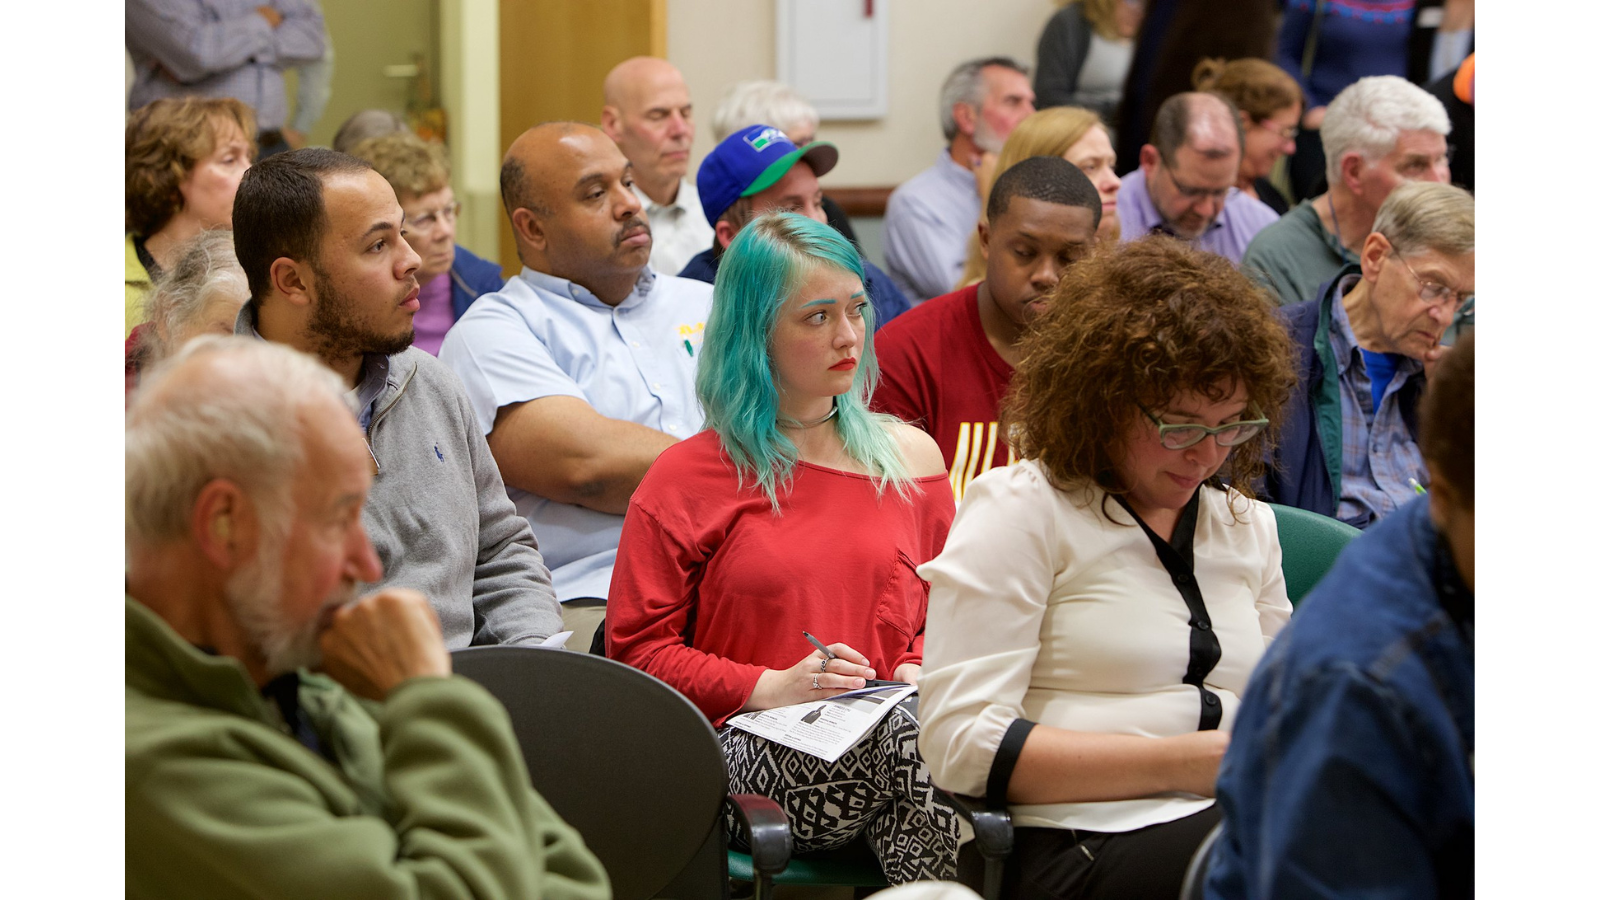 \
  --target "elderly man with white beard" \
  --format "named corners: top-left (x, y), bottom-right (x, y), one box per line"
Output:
top-left (882, 56), bottom-right (1036, 304)
top-left (123, 336), bottom-right (609, 900)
